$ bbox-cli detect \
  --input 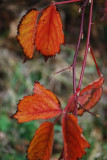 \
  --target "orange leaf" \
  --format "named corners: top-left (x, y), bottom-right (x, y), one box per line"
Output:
top-left (13, 82), bottom-right (62, 123)
top-left (27, 122), bottom-right (54, 160)
top-left (78, 76), bottom-right (104, 115)
top-left (17, 9), bottom-right (39, 59)
top-left (62, 114), bottom-right (90, 160)
top-left (35, 5), bottom-right (64, 60)
top-left (68, 76), bottom-right (104, 115)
